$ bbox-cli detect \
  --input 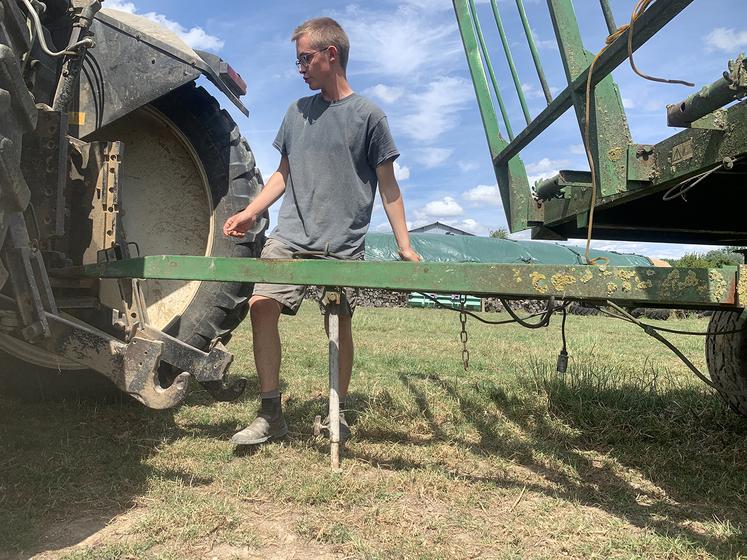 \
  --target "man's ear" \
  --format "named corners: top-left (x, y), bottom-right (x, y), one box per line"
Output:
top-left (327, 45), bottom-right (338, 64)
